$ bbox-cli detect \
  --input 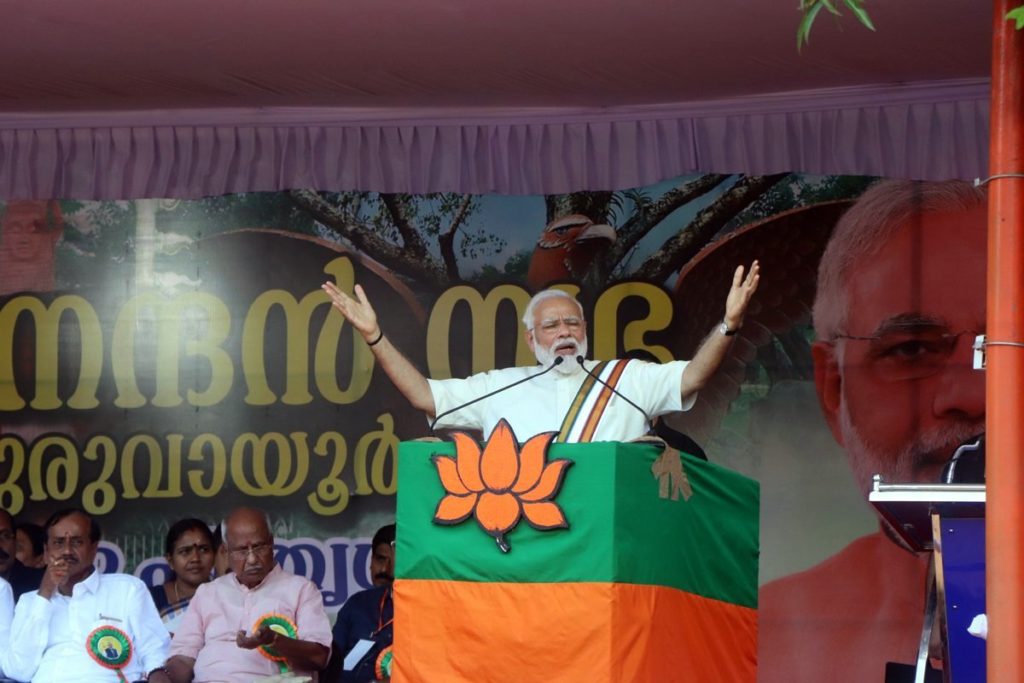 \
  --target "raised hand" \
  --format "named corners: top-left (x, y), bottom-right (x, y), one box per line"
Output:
top-left (321, 282), bottom-right (380, 342)
top-left (38, 556), bottom-right (70, 599)
top-left (724, 261), bottom-right (760, 330)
